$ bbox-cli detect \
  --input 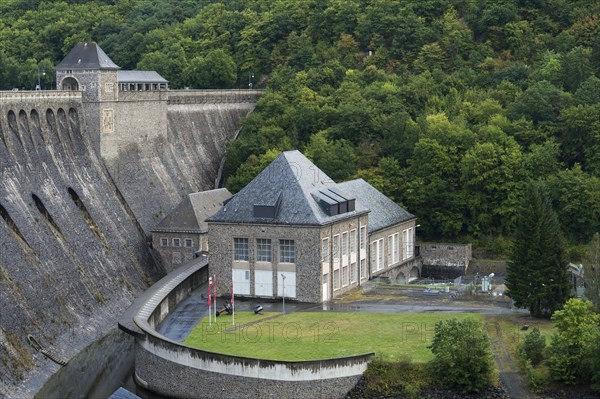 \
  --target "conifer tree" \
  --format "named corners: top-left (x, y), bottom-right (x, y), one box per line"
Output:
top-left (584, 233), bottom-right (600, 312)
top-left (506, 182), bottom-right (570, 317)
